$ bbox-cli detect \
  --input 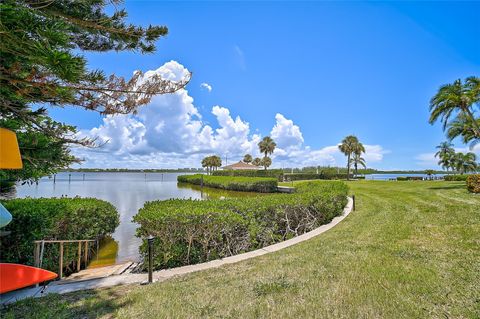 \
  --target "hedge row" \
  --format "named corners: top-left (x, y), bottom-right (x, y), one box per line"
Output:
top-left (134, 181), bottom-right (348, 270)
top-left (283, 173), bottom-right (351, 181)
top-left (444, 174), bottom-right (469, 181)
top-left (211, 170), bottom-right (353, 182)
top-left (396, 176), bottom-right (424, 181)
top-left (466, 174), bottom-right (480, 193)
top-left (0, 198), bottom-right (119, 274)
top-left (212, 169), bottom-right (284, 181)
top-left (177, 174), bottom-right (278, 193)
